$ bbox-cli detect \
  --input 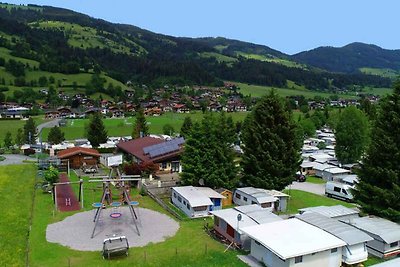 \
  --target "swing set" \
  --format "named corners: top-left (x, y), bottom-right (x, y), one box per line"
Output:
top-left (89, 167), bottom-right (142, 239)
